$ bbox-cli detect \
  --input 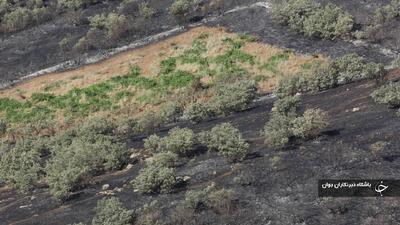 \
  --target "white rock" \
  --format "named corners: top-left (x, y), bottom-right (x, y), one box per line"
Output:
top-left (102, 184), bottom-right (110, 191)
